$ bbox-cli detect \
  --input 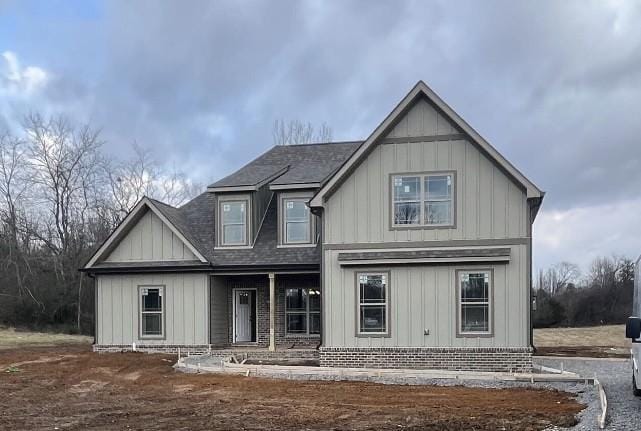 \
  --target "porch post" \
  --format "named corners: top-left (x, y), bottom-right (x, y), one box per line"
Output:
top-left (268, 272), bottom-right (276, 351)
